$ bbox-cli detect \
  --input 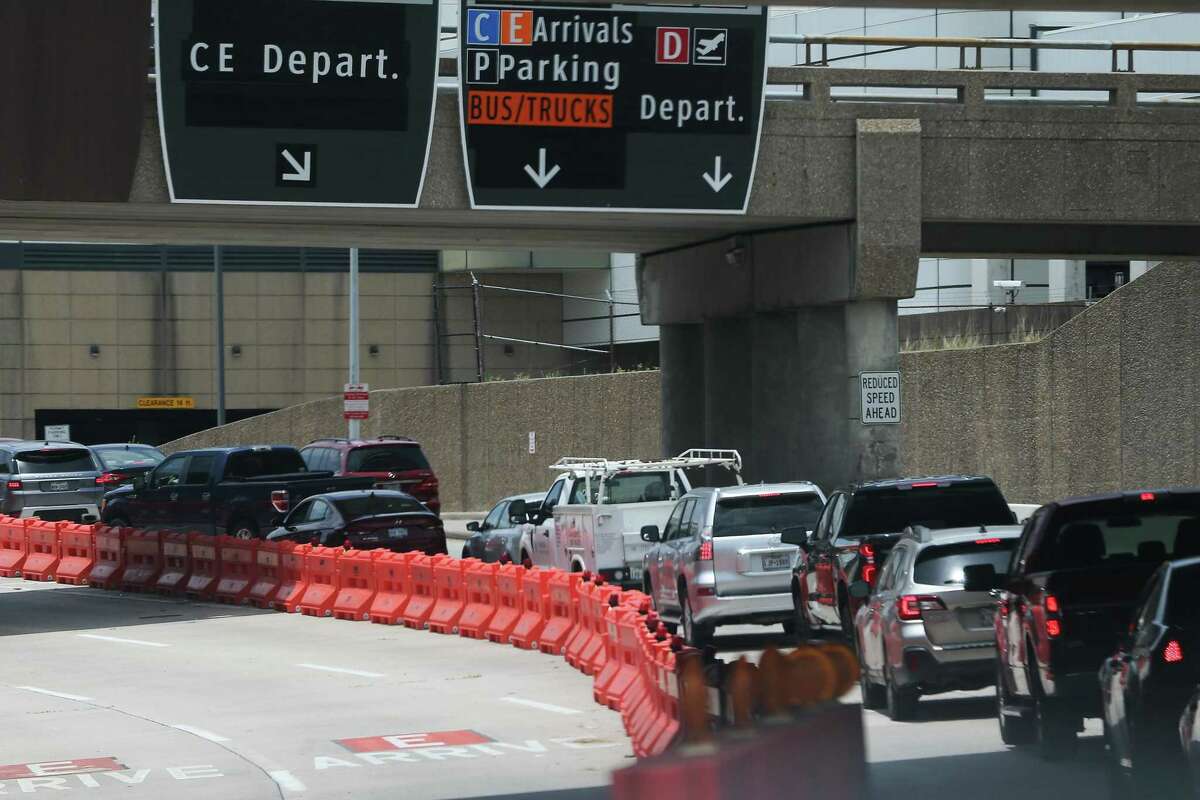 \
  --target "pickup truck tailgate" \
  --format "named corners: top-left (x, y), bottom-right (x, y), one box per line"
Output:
top-left (595, 502), bottom-right (674, 575)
